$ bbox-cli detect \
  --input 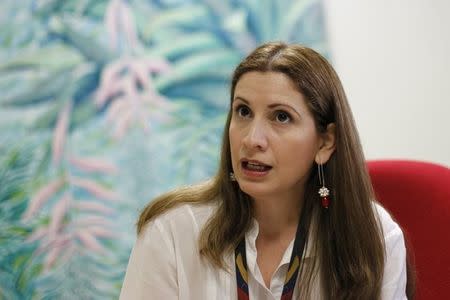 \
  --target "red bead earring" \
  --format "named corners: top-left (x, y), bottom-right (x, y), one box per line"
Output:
top-left (318, 163), bottom-right (330, 209)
